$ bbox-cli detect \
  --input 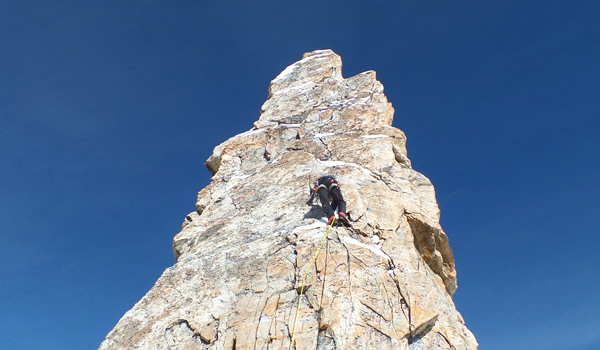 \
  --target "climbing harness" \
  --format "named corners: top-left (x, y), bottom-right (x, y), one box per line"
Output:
top-left (316, 175), bottom-right (339, 192)
top-left (316, 182), bottom-right (338, 193)
top-left (288, 217), bottom-right (336, 350)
